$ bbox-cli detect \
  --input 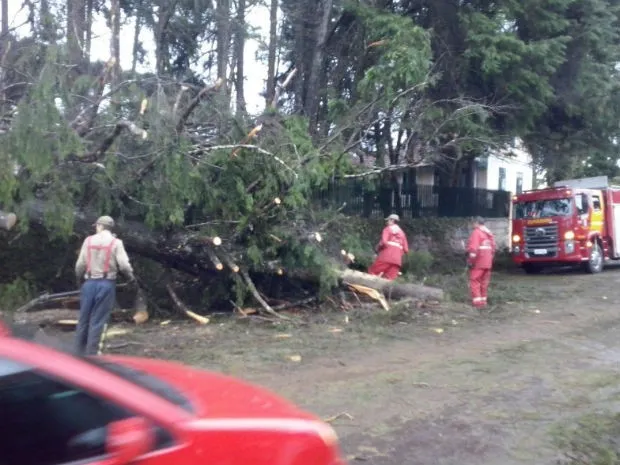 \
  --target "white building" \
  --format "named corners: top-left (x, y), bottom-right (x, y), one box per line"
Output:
top-left (394, 138), bottom-right (535, 194)
top-left (345, 140), bottom-right (536, 219)
top-left (349, 138), bottom-right (536, 195)
top-left (474, 139), bottom-right (535, 194)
